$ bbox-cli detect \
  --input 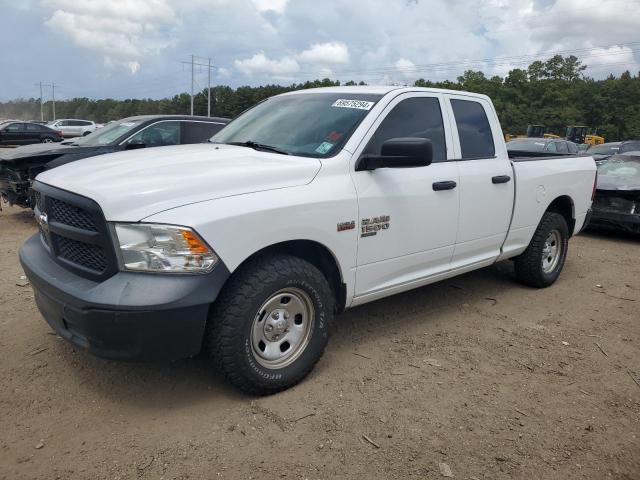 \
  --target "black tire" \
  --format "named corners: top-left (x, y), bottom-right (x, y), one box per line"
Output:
top-left (514, 211), bottom-right (569, 288)
top-left (82, 131), bottom-right (91, 136)
top-left (205, 254), bottom-right (335, 395)
top-left (41, 136), bottom-right (54, 143)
